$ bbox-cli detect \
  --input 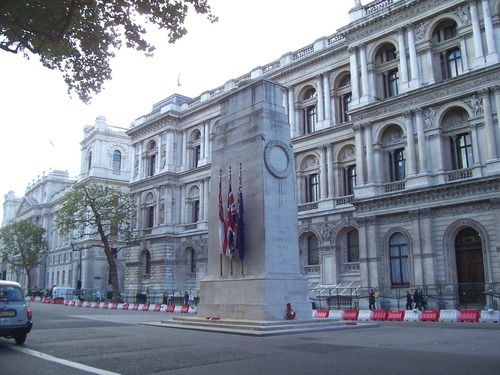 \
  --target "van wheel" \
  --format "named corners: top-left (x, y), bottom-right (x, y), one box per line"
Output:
top-left (15, 334), bottom-right (27, 345)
